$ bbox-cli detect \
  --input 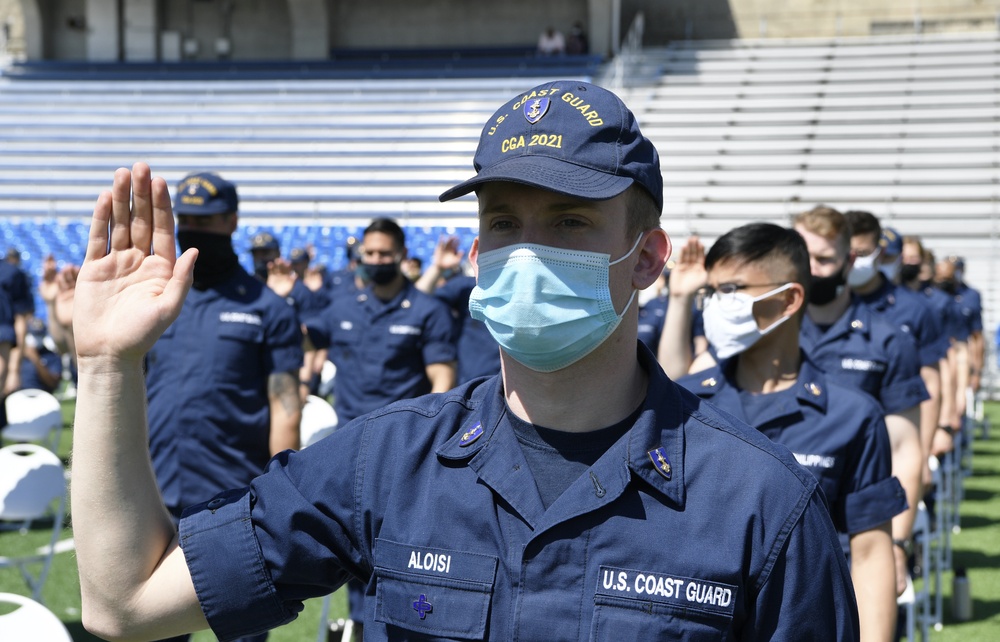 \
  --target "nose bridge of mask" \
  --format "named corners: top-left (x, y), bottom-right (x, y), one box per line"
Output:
top-left (854, 246), bottom-right (881, 268)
